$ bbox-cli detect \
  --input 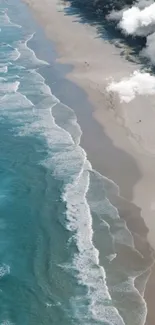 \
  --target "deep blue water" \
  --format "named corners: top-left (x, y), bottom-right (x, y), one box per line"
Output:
top-left (0, 1), bottom-right (152, 324)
